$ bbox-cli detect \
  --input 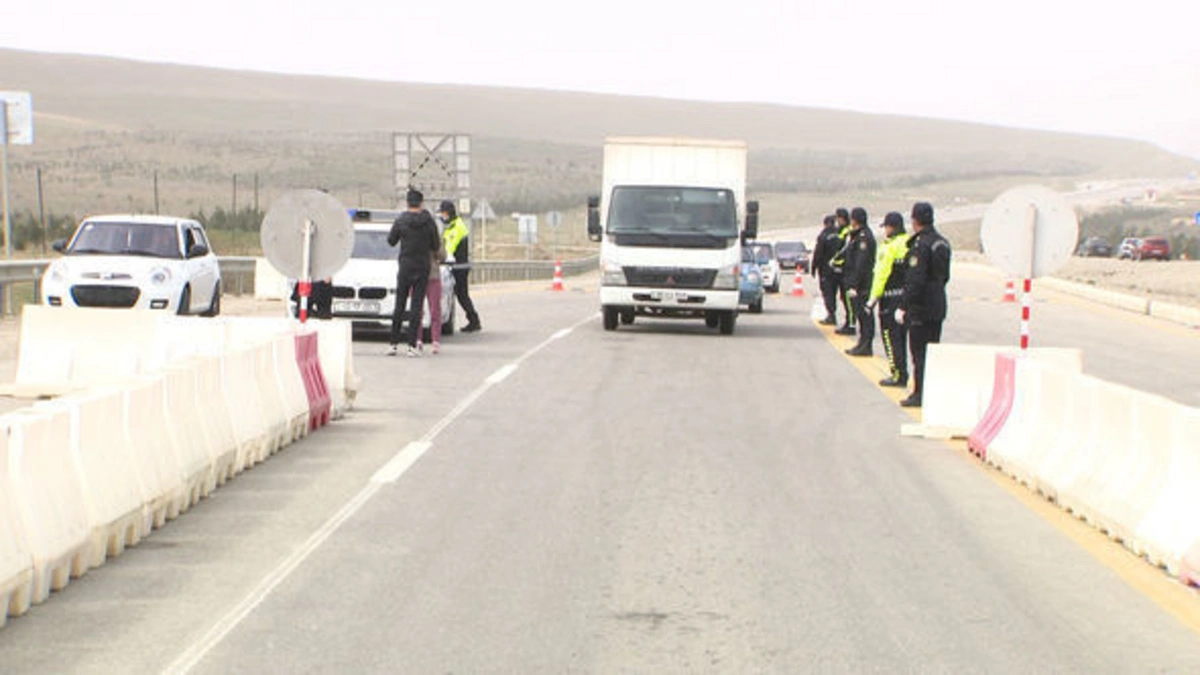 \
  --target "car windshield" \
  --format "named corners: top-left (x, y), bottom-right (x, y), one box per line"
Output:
top-left (68, 222), bottom-right (181, 258)
top-left (776, 241), bottom-right (804, 255)
top-left (351, 230), bottom-right (395, 260)
top-left (741, 247), bottom-right (756, 263)
top-left (750, 244), bottom-right (773, 263)
top-left (608, 186), bottom-right (738, 237)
